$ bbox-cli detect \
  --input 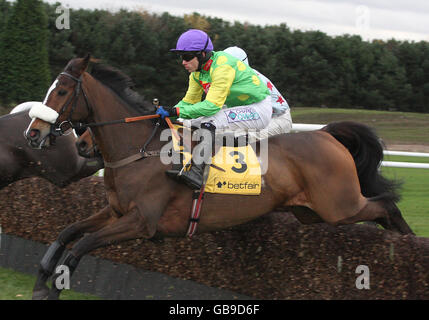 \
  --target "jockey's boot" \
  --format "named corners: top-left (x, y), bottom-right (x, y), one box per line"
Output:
top-left (166, 122), bottom-right (216, 190)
